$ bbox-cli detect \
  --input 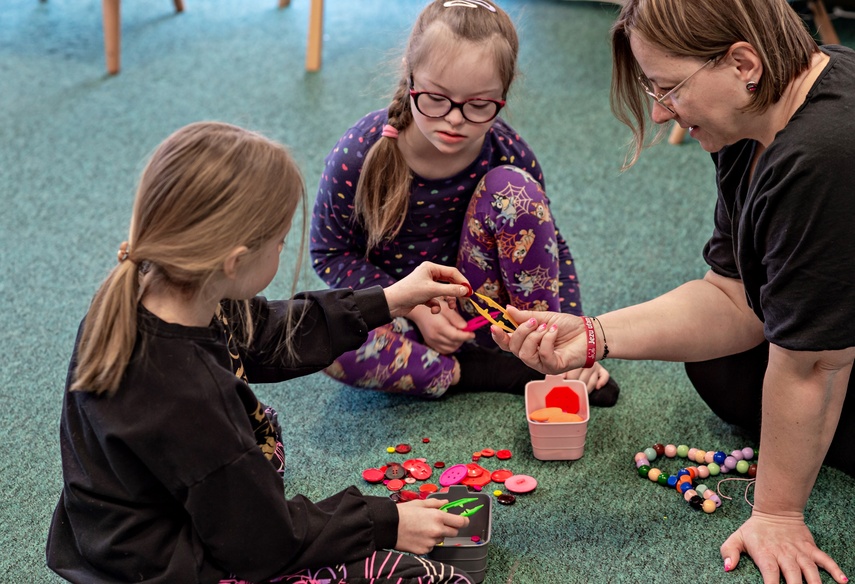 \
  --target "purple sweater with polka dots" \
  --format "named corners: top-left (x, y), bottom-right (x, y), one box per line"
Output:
top-left (310, 110), bottom-right (578, 311)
